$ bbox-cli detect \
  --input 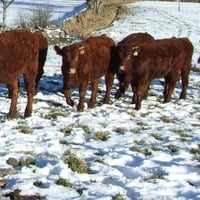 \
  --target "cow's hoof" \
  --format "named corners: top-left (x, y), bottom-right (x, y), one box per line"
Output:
top-left (77, 104), bottom-right (84, 112)
top-left (115, 92), bottom-right (121, 99)
top-left (7, 112), bottom-right (17, 119)
top-left (88, 102), bottom-right (95, 108)
top-left (67, 100), bottom-right (74, 107)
